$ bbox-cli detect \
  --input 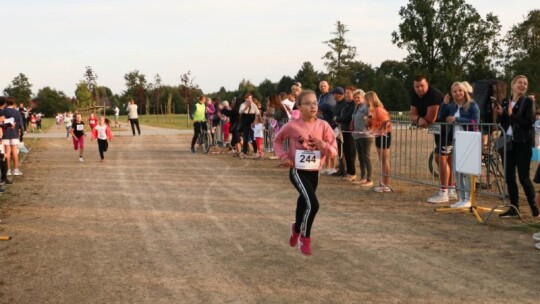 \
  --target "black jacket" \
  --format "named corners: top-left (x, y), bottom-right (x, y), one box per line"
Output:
top-left (500, 96), bottom-right (535, 146)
